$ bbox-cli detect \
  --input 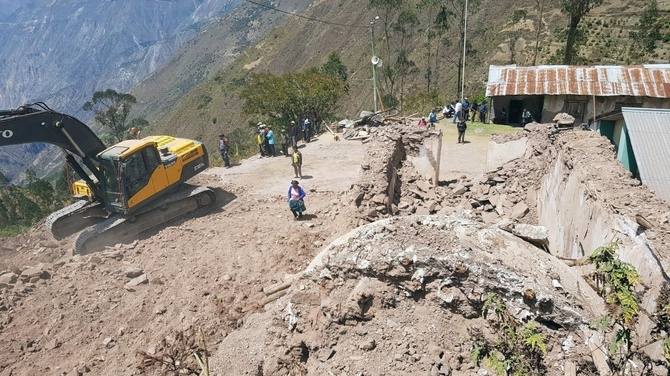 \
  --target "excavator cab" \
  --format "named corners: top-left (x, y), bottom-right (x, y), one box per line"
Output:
top-left (97, 140), bottom-right (167, 214)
